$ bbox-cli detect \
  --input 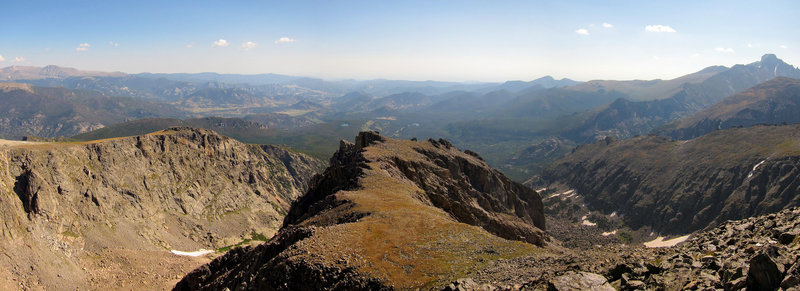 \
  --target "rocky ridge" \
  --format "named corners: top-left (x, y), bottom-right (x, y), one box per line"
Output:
top-left (175, 131), bottom-right (548, 290)
top-left (0, 127), bottom-right (323, 290)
